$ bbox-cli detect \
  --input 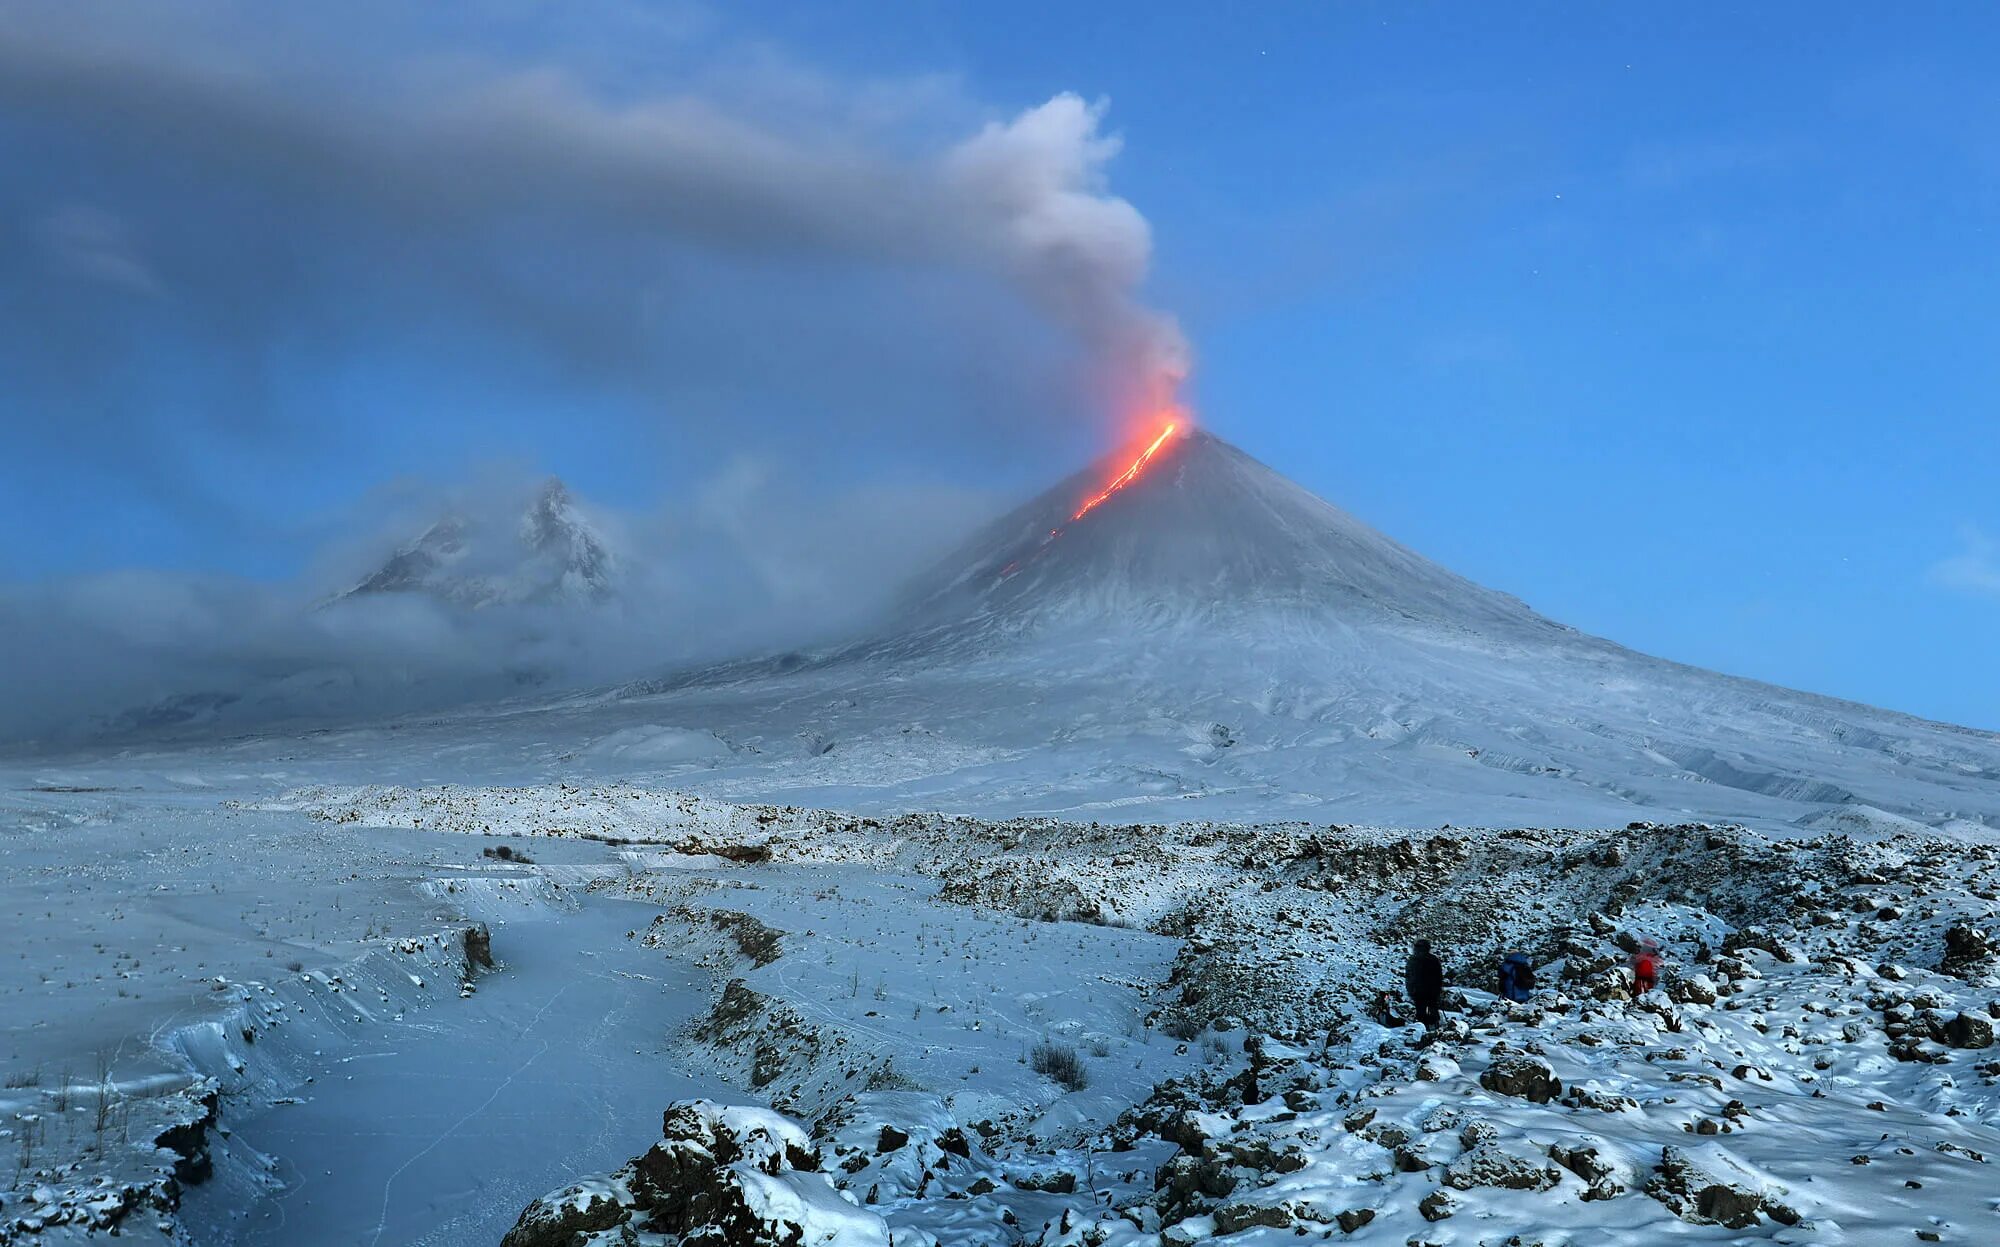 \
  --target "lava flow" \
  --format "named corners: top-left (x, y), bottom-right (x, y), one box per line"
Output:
top-left (1069, 421), bottom-right (1180, 522)
top-left (998, 418), bottom-right (1186, 580)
